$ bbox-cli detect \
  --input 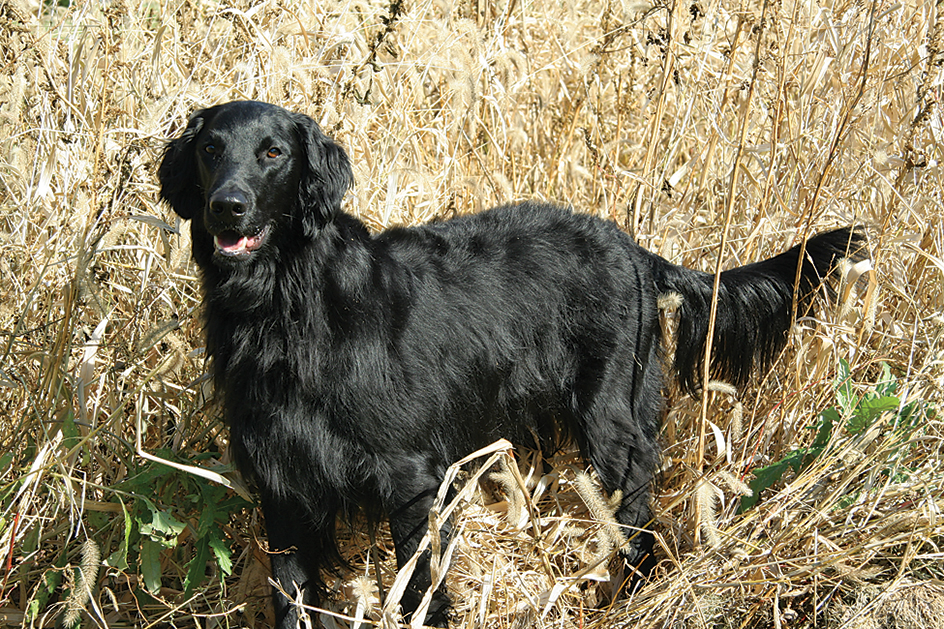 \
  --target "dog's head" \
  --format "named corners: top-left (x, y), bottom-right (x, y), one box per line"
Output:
top-left (158, 100), bottom-right (353, 267)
